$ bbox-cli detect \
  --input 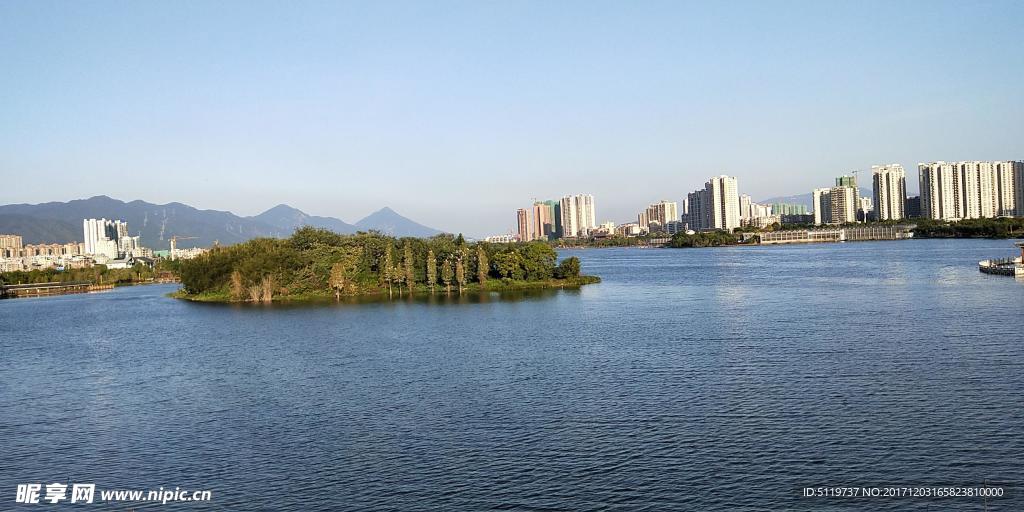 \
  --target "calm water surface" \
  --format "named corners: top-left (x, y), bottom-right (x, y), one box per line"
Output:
top-left (1, 239), bottom-right (1022, 511)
